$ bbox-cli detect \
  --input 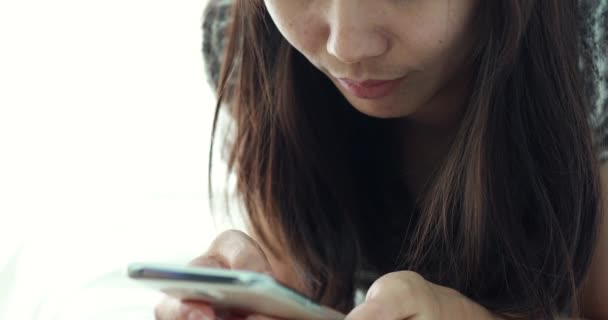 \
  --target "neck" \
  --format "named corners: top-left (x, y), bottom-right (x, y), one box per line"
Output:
top-left (398, 121), bottom-right (455, 196)
top-left (398, 73), bottom-right (472, 196)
